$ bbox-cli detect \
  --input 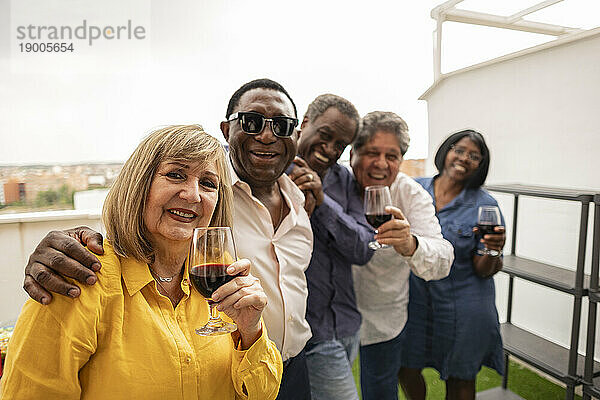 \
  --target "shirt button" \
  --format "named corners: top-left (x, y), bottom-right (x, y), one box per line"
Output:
top-left (177, 315), bottom-right (183, 322)
top-left (185, 356), bottom-right (192, 363)
top-left (288, 315), bottom-right (293, 322)
top-left (182, 279), bottom-right (189, 285)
